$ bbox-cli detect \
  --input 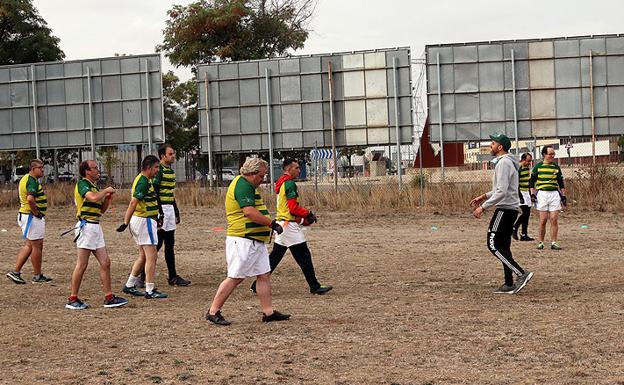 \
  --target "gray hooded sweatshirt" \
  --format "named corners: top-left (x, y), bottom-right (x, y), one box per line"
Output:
top-left (481, 153), bottom-right (520, 211)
